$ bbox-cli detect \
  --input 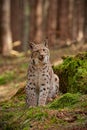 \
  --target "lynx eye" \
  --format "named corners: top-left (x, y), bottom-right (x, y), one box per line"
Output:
top-left (32, 51), bottom-right (39, 57)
